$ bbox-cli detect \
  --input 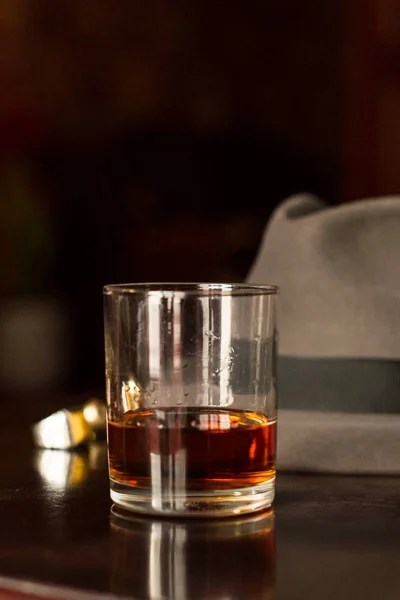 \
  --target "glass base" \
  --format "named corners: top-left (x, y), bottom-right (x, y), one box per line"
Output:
top-left (110, 478), bottom-right (275, 518)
